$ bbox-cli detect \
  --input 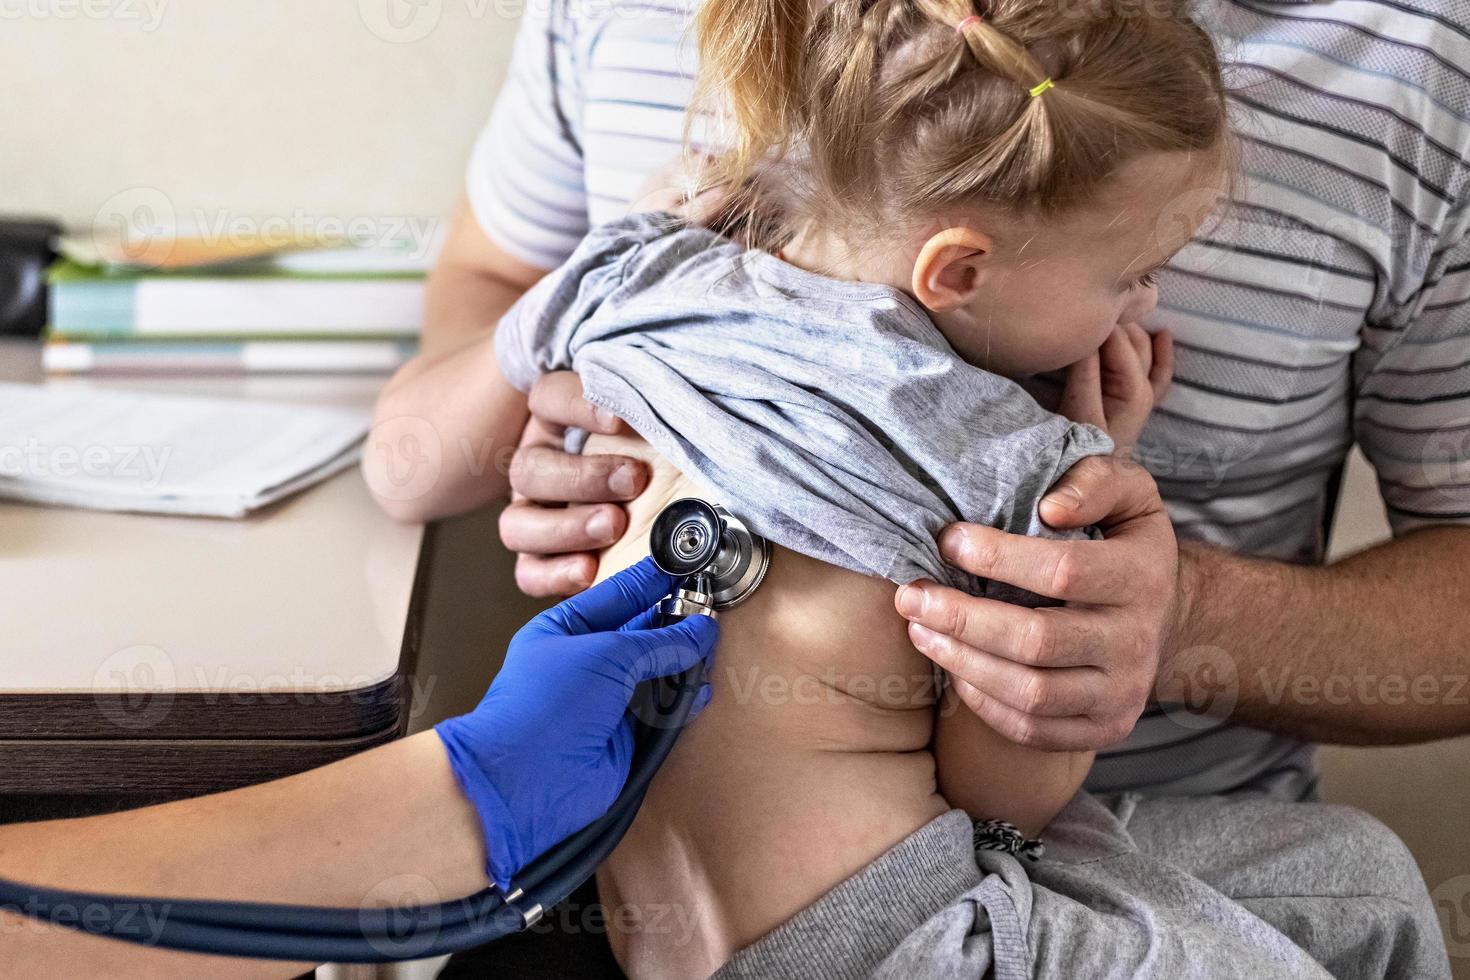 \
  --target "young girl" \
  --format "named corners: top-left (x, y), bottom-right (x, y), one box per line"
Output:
top-left (370, 0), bottom-right (1230, 975)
